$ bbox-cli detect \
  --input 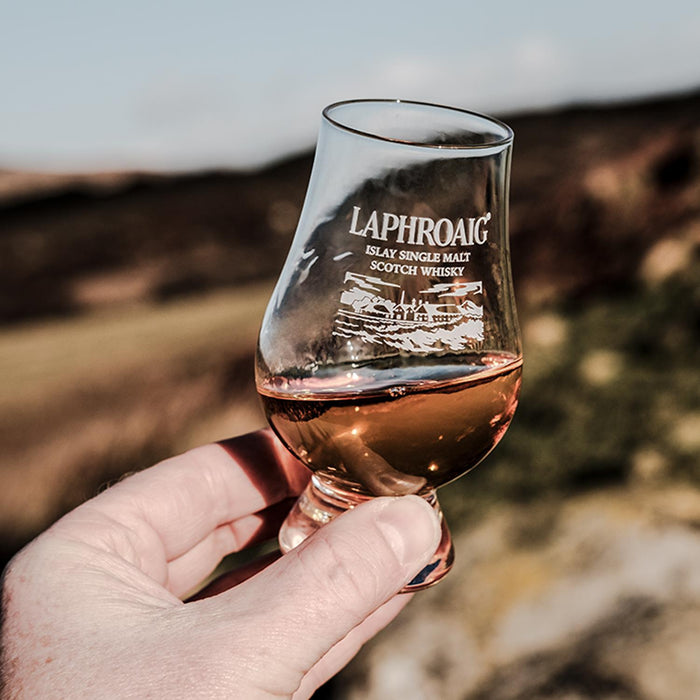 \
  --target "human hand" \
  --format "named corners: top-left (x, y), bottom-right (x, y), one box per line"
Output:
top-left (1, 430), bottom-right (441, 699)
